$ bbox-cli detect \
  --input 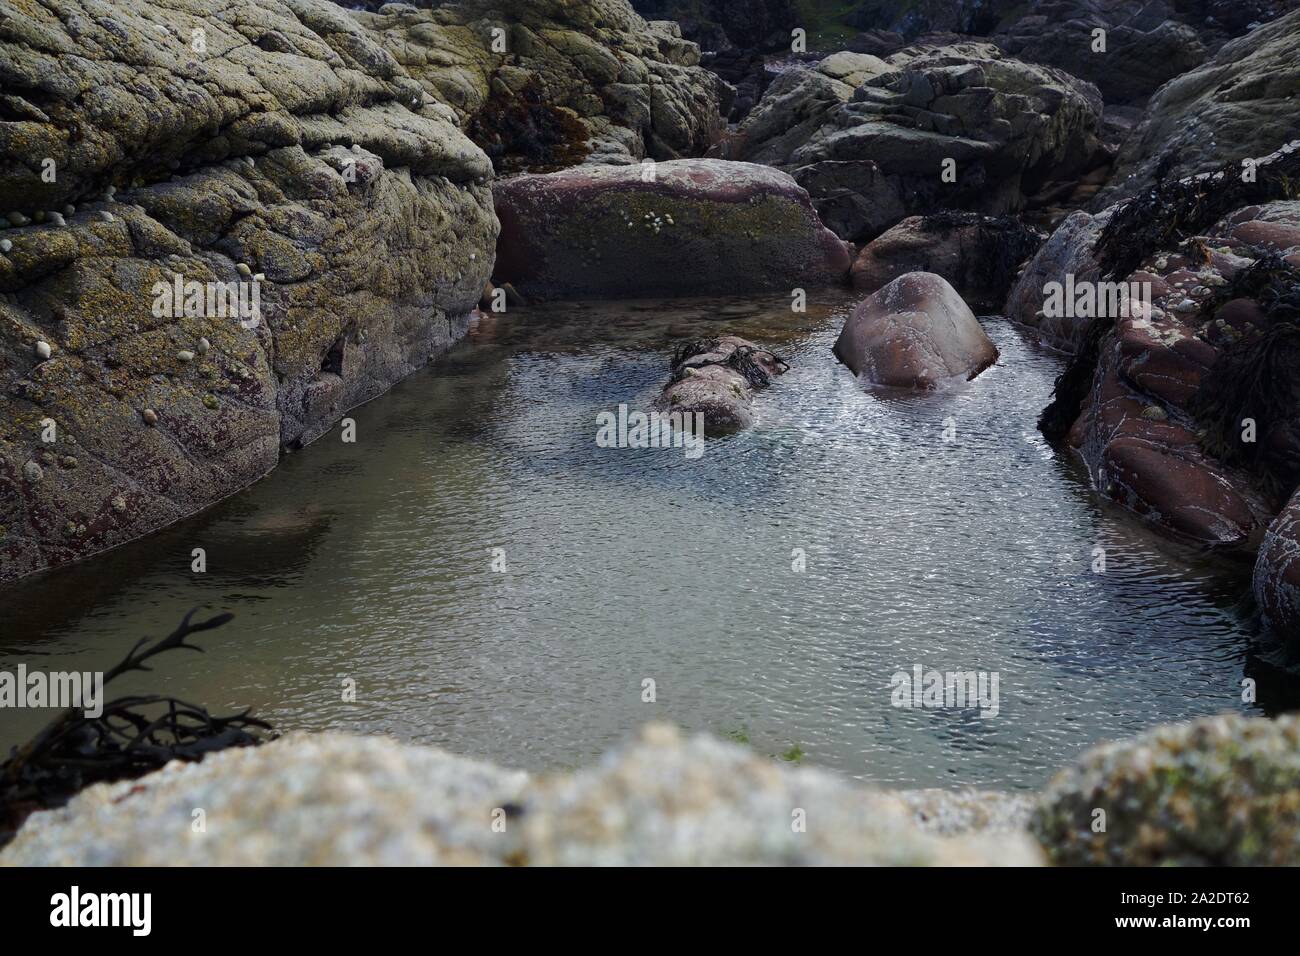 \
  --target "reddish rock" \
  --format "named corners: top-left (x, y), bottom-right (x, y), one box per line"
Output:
top-left (492, 159), bottom-right (852, 300)
top-left (833, 272), bottom-right (998, 388)
top-left (1256, 490), bottom-right (1300, 644)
